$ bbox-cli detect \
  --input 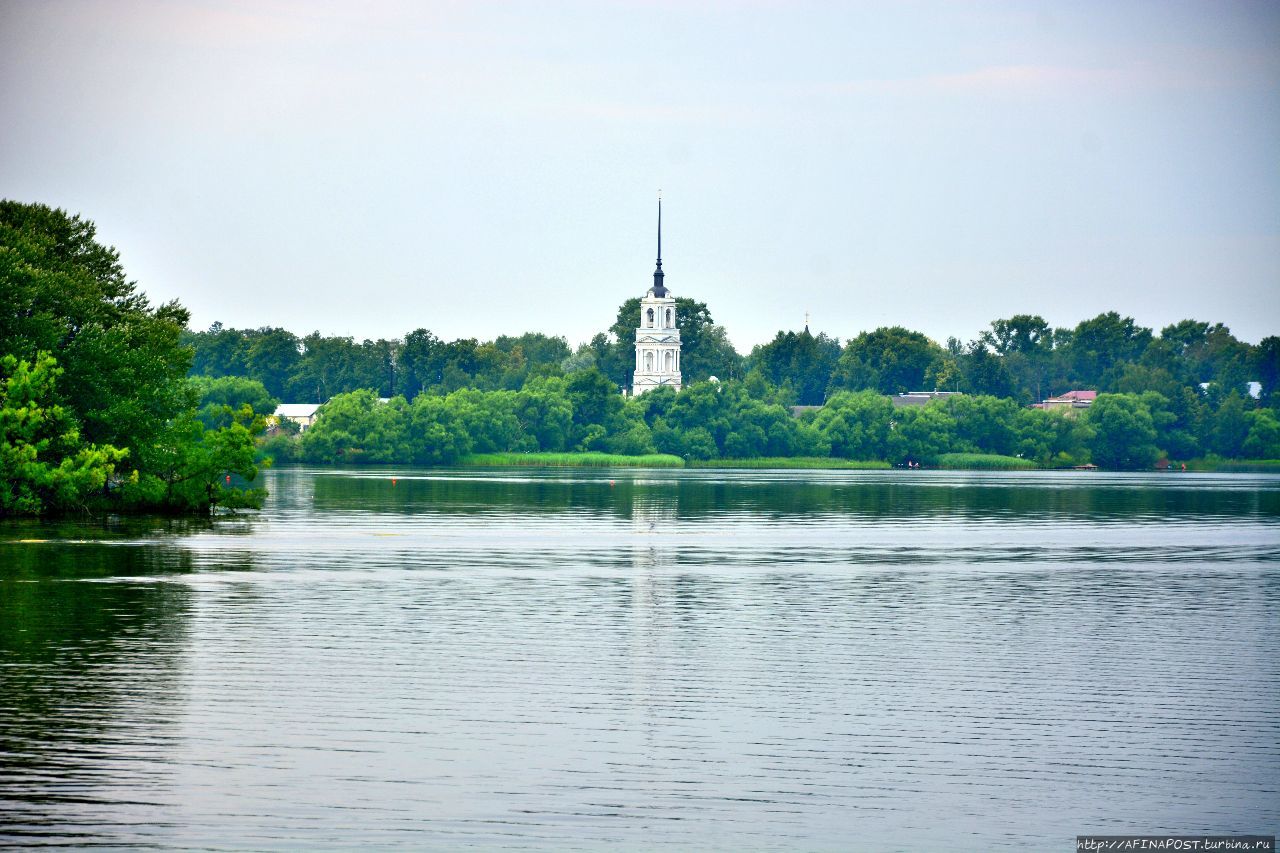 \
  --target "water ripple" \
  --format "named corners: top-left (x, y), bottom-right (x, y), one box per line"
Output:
top-left (1, 468), bottom-right (1277, 851)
